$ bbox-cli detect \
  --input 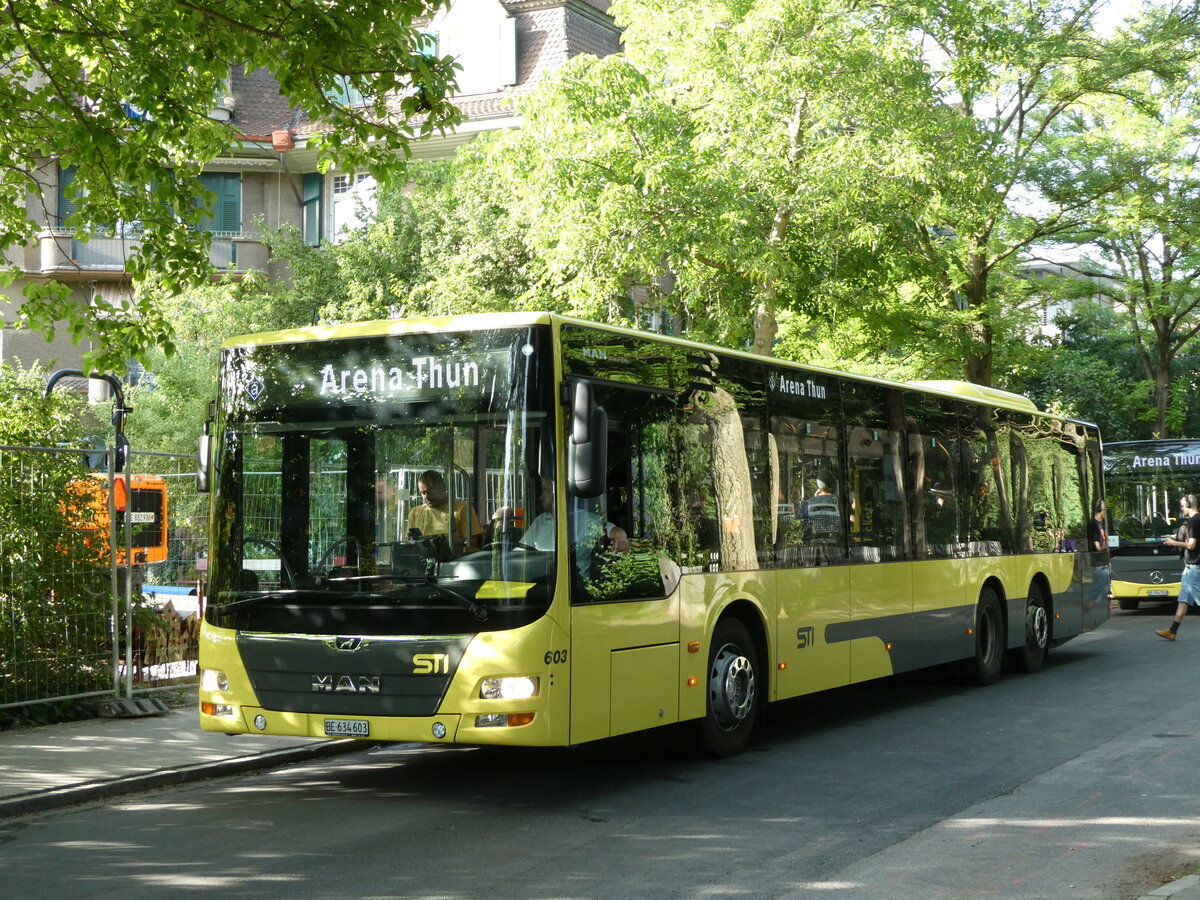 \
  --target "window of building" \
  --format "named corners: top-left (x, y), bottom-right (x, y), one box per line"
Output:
top-left (302, 173), bottom-right (323, 246)
top-left (331, 173), bottom-right (370, 196)
top-left (197, 172), bottom-right (241, 235)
